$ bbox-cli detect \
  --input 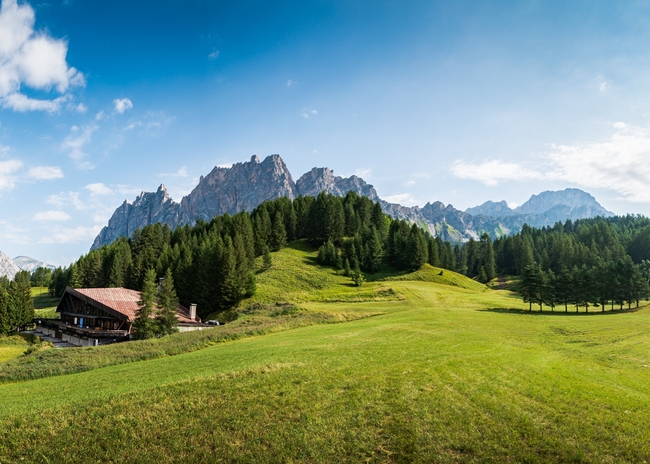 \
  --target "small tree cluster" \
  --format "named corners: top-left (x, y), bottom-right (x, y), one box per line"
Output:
top-left (132, 268), bottom-right (180, 339)
top-left (518, 257), bottom-right (649, 312)
top-left (0, 272), bottom-right (35, 334)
